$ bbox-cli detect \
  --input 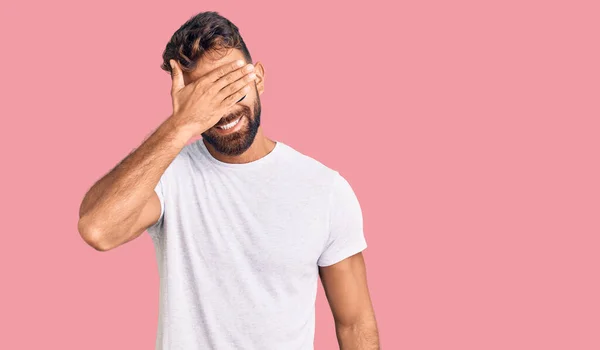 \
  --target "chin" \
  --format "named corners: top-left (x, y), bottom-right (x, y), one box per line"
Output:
top-left (203, 120), bottom-right (258, 156)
